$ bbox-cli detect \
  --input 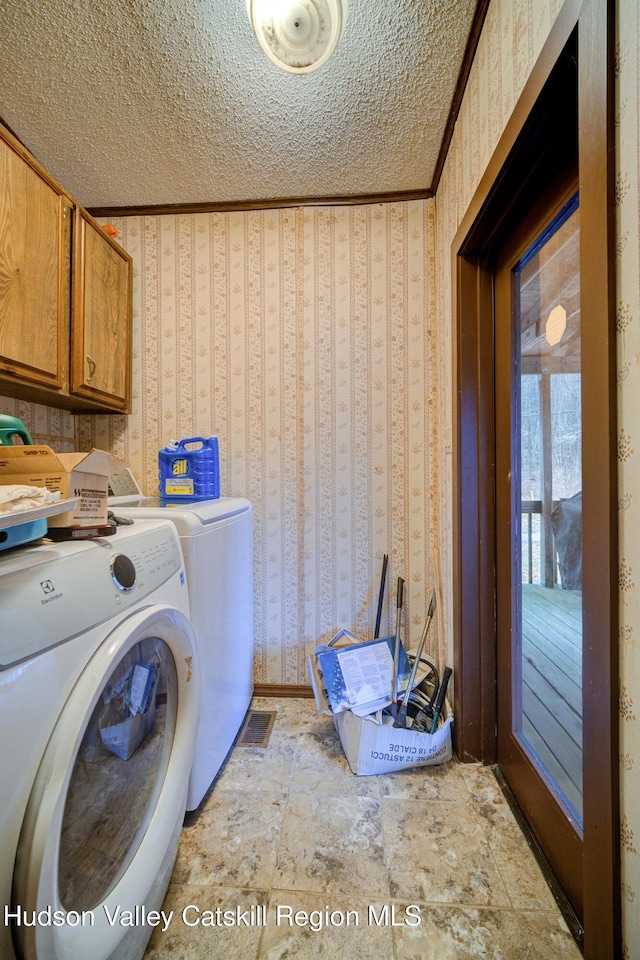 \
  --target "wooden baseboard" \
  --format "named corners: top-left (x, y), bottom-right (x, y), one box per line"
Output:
top-left (253, 683), bottom-right (314, 698)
